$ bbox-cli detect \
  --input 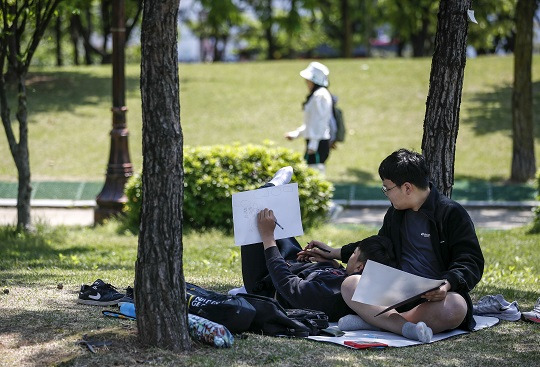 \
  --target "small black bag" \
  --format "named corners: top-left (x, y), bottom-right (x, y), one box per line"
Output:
top-left (286, 308), bottom-right (329, 336)
top-left (239, 293), bottom-right (326, 337)
top-left (186, 283), bottom-right (256, 334)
